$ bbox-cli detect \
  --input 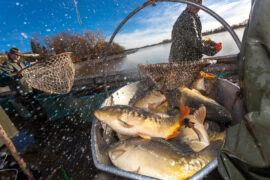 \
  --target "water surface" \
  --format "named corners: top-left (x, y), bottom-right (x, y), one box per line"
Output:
top-left (115, 28), bottom-right (244, 71)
